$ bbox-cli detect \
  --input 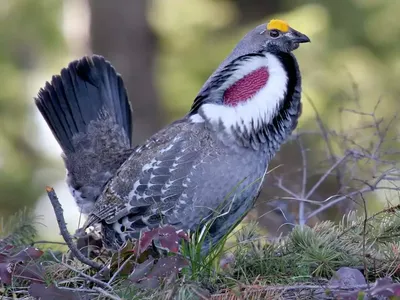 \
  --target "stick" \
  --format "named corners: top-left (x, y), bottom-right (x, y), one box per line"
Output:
top-left (46, 187), bottom-right (102, 270)
top-left (93, 287), bottom-right (122, 300)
